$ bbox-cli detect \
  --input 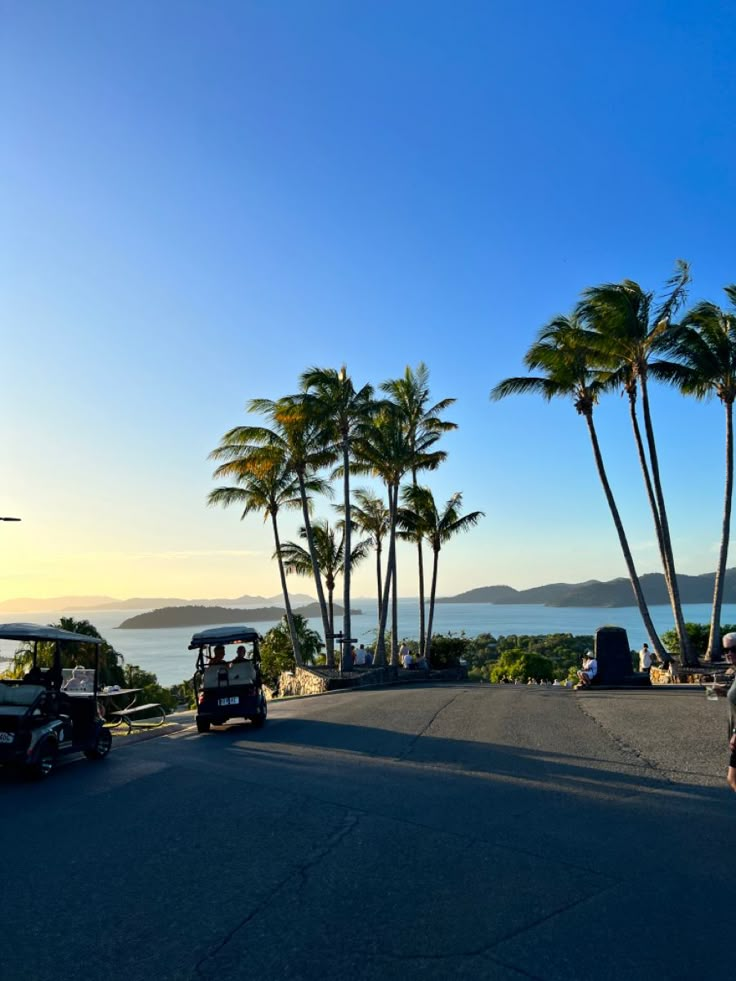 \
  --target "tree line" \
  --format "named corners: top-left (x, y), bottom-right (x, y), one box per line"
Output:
top-left (208, 363), bottom-right (483, 671)
top-left (492, 261), bottom-right (736, 666)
